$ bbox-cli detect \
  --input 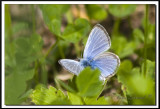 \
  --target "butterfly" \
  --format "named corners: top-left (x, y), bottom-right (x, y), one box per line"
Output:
top-left (59, 24), bottom-right (120, 81)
